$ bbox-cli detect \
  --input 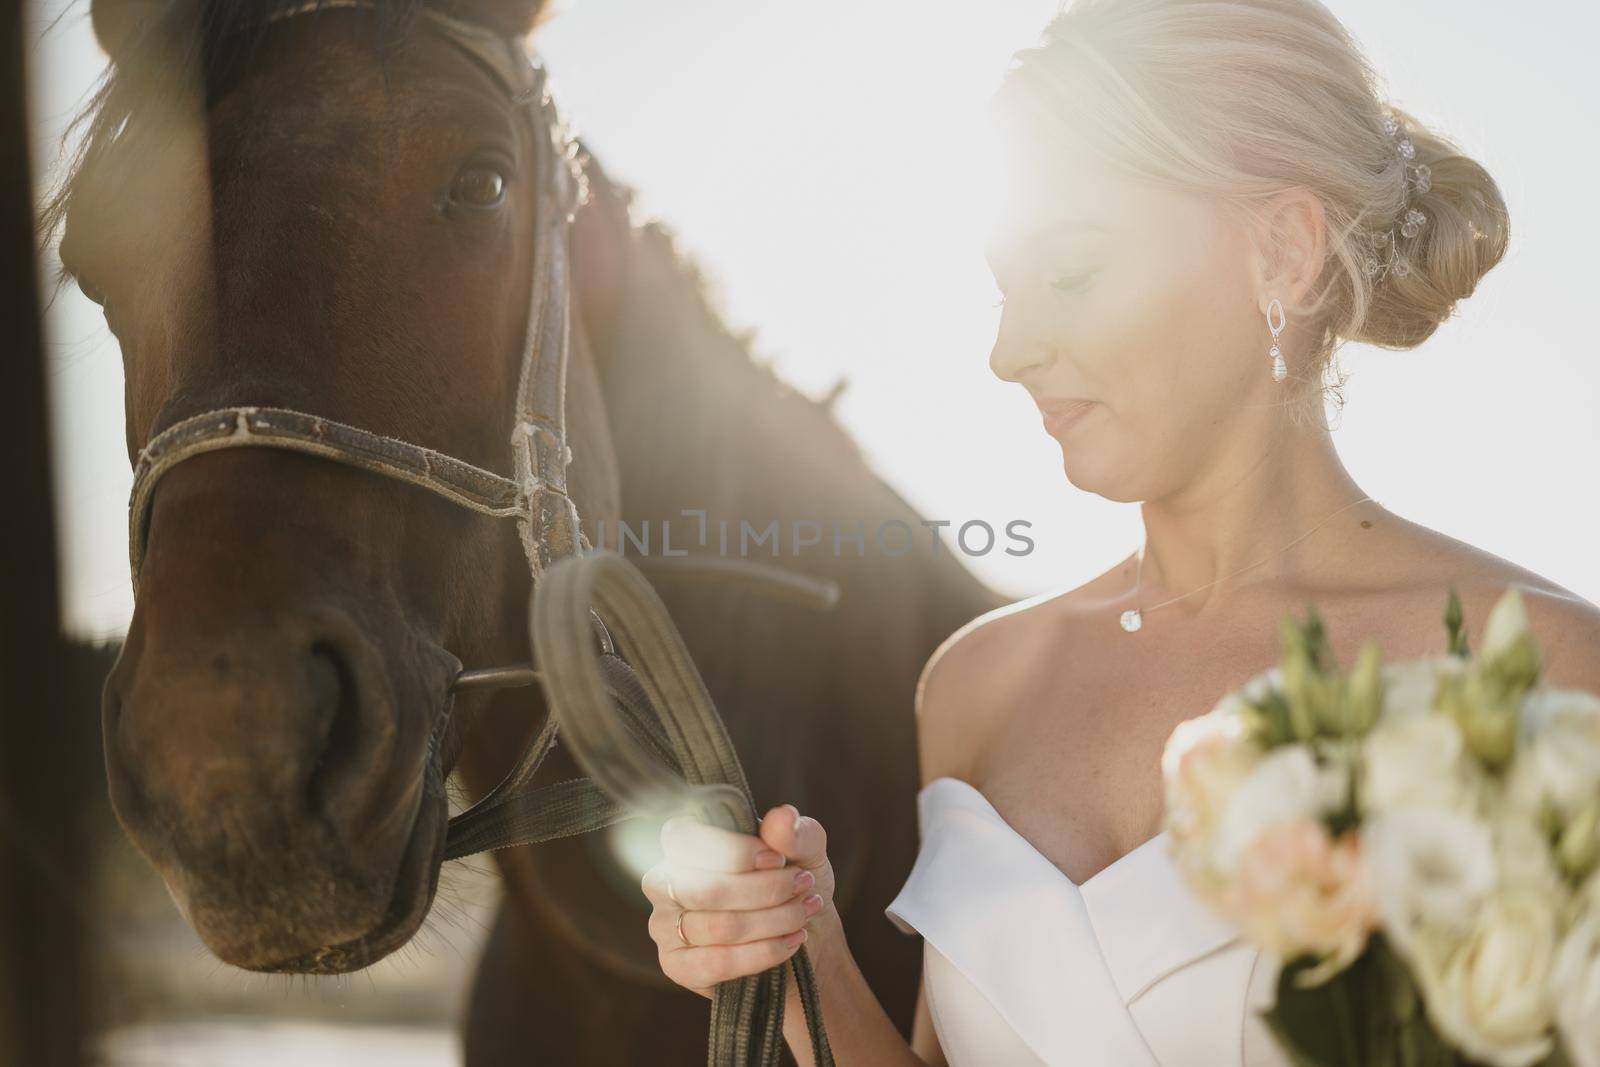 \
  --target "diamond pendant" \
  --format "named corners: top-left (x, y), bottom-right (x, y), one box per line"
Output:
top-left (1119, 608), bottom-right (1143, 633)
